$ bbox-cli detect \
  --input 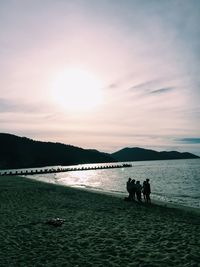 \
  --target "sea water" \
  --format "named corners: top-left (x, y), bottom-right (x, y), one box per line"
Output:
top-left (1, 159), bottom-right (200, 209)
